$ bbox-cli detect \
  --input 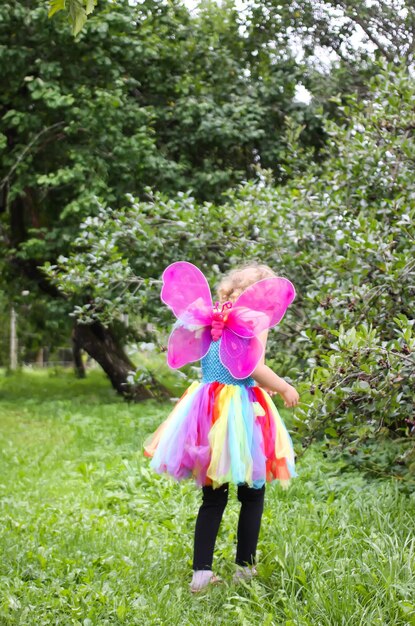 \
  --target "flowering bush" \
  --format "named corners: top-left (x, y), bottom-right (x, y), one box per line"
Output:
top-left (46, 64), bottom-right (415, 484)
